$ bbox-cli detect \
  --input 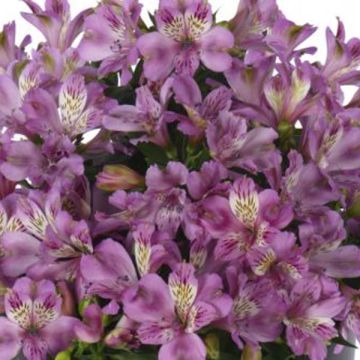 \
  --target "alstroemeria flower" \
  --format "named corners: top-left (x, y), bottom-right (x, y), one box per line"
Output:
top-left (144, 161), bottom-right (189, 236)
top-left (284, 278), bottom-right (346, 360)
top-left (123, 263), bottom-right (232, 360)
top-left (0, 195), bottom-right (40, 279)
top-left (229, 0), bottom-right (281, 49)
top-left (23, 74), bottom-right (102, 138)
top-left (104, 85), bottom-right (172, 146)
top-left (263, 67), bottom-right (313, 128)
top-left (21, 0), bottom-right (92, 52)
top-left (172, 75), bottom-right (232, 137)
top-left (80, 238), bottom-right (137, 312)
top-left (206, 110), bottom-right (278, 173)
top-left (137, 0), bottom-right (234, 81)
top-left (132, 223), bottom-right (181, 276)
top-left (28, 210), bottom-right (93, 282)
top-left (0, 277), bottom-right (78, 360)
top-left (222, 270), bottom-right (285, 350)
top-left (78, 0), bottom-right (141, 82)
